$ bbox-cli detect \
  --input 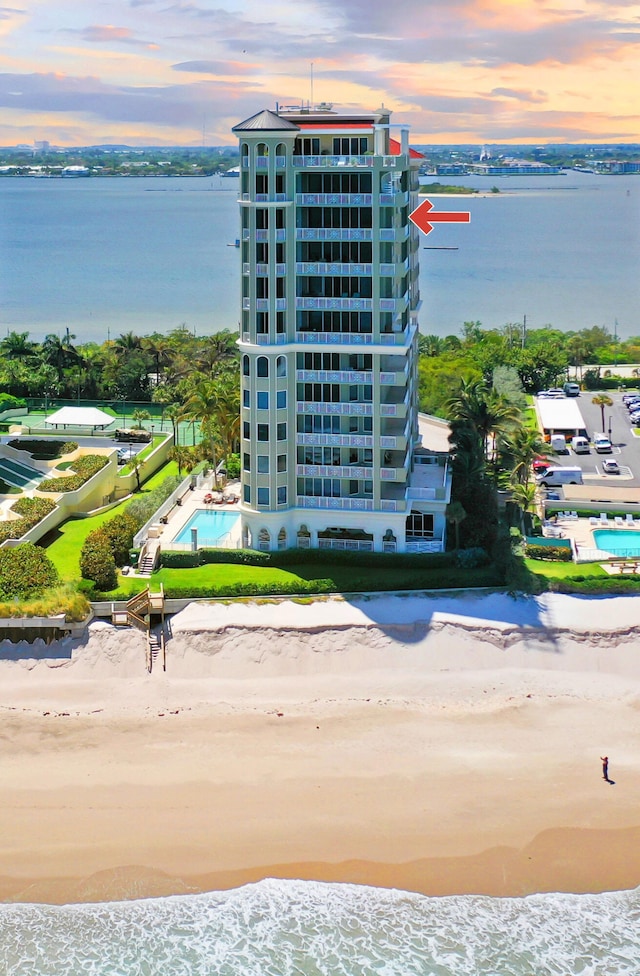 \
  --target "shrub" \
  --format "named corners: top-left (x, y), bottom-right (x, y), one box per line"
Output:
top-left (455, 547), bottom-right (489, 569)
top-left (159, 547), bottom-right (461, 571)
top-left (80, 530), bottom-right (117, 590)
top-left (524, 543), bottom-right (573, 561)
top-left (8, 439), bottom-right (77, 459)
top-left (100, 512), bottom-right (140, 566)
top-left (0, 394), bottom-right (26, 413)
top-left (0, 543), bottom-right (58, 600)
top-left (39, 454), bottom-right (108, 492)
top-left (0, 496), bottom-right (56, 543)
